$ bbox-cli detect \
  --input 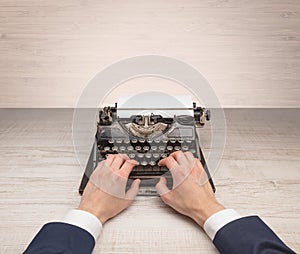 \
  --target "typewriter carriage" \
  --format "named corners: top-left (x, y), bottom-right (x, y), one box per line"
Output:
top-left (98, 102), bottom-right (210, 128)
